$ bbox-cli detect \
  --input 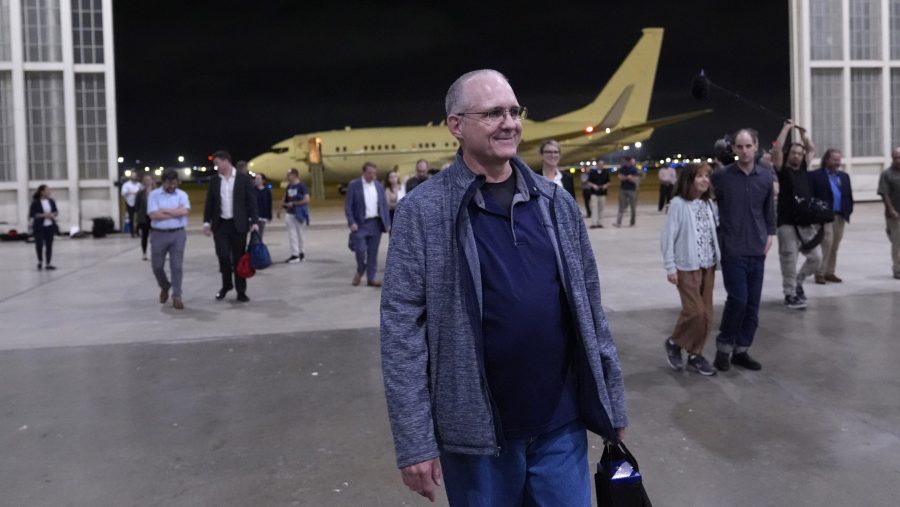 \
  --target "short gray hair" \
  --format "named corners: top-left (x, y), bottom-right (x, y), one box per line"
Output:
top-left (445, 69), bottom-right (508, 116)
